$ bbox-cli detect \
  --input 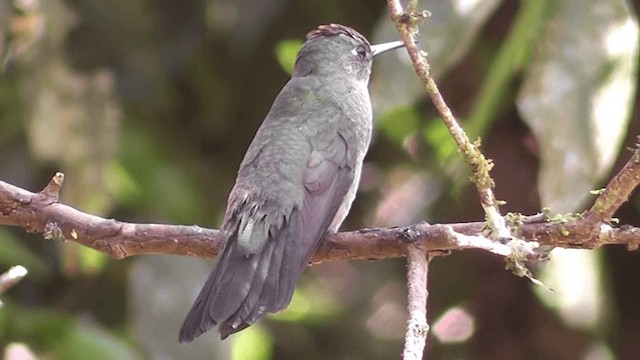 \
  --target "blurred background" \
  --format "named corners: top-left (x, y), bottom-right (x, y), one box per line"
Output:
top-left (1, 0), bottom-right (640, 359)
